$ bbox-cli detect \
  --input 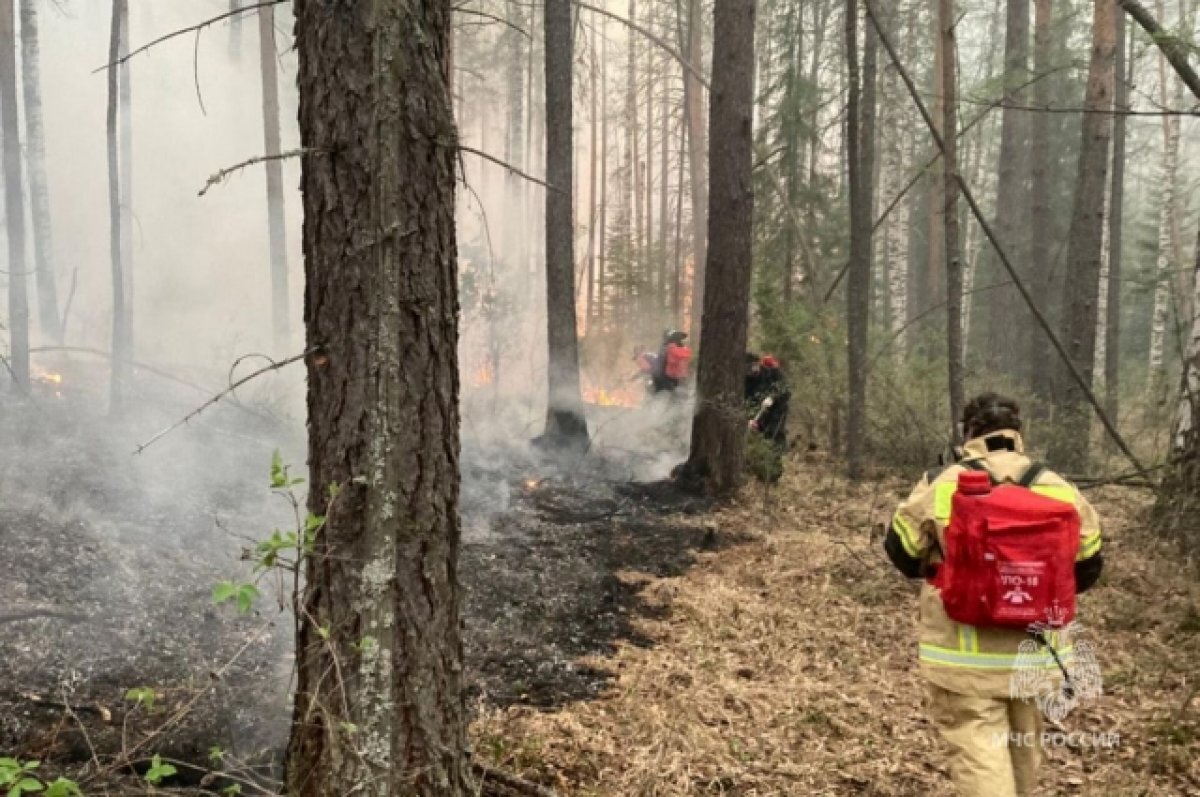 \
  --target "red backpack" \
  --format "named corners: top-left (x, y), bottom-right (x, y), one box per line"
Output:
top-left (664, 344), bottom-right (692, 379)
top-left (931, 463), bottom-right (1080, 630)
